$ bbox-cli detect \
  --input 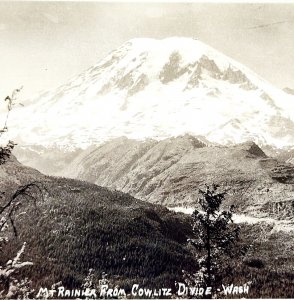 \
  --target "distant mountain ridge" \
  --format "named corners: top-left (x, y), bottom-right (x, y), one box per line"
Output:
top-left (3, 37), bottom-right (294, 149)
top-left (58, 136), bottom-right (294, 218)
